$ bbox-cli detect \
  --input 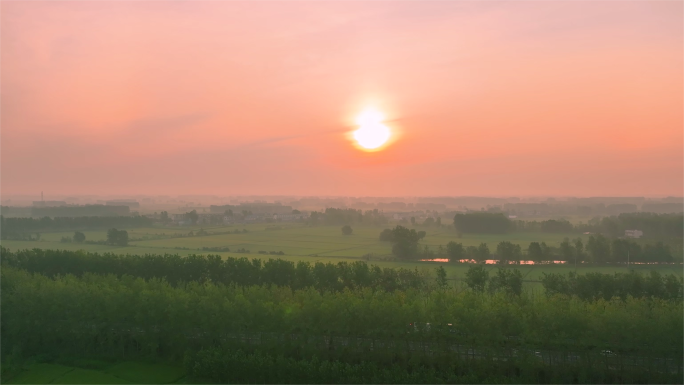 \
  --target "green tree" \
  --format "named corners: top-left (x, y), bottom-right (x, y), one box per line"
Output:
top-left (527, 242), bottom-right (543, 263)
top-left (185, 209), bottom-right (199, 224)
top-left (446, 241), bottom-right (465, 262)
top-left (341, 225), bottom-right (353, 235)
top-left (464, 264), bottom-right (489, 292)
top-left (160, 211), bottom-right (169, 222)
top-left (389, 225), bottom-right (422, 260)
top-left (475, 243), bottom-right (490, 263)
top-left (496, 241), bottom-right (521, 264)
top-left (573, 238), bottom-right (584, 261)
top-left (106, 228), bottom-right (128, 246)
top-left (489, 268), bottom-right (523, 296)
top-left (612, 238), bottom-right (641, 264)
top-left (379, 229), bottom-right (394, 241)
top-left (559, 238), bottom-right (574, 262)
top-left (586, 234), bottom-right (611, 263)
top-left (73, 231), bottom-right (86, 243)
top-left (435, 266), bottom-right (448, 289)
